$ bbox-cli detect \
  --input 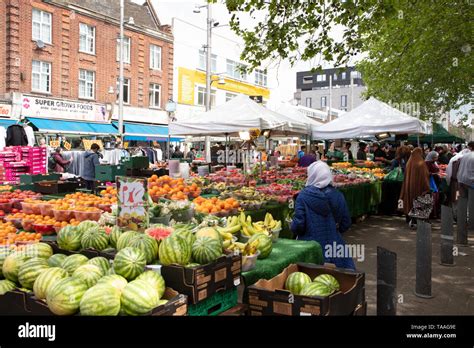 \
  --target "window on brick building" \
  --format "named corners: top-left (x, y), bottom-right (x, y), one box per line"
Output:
top-left (149, 83), bottom-right (161, 108)
top-left (79, 23), bottom-right (95, 54)
top-left (117, 78), bottom-right (130, 104)
top-left (116, 36), bottom-right (131, 64)
top-left (32, 9), bottom-right (52, 44)
top-left (32, 60), bottom-right (51, 93)
top-left (79, 69), bottom-right (95, 99)
top-left (150, 45), bottom-right (162, 70)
